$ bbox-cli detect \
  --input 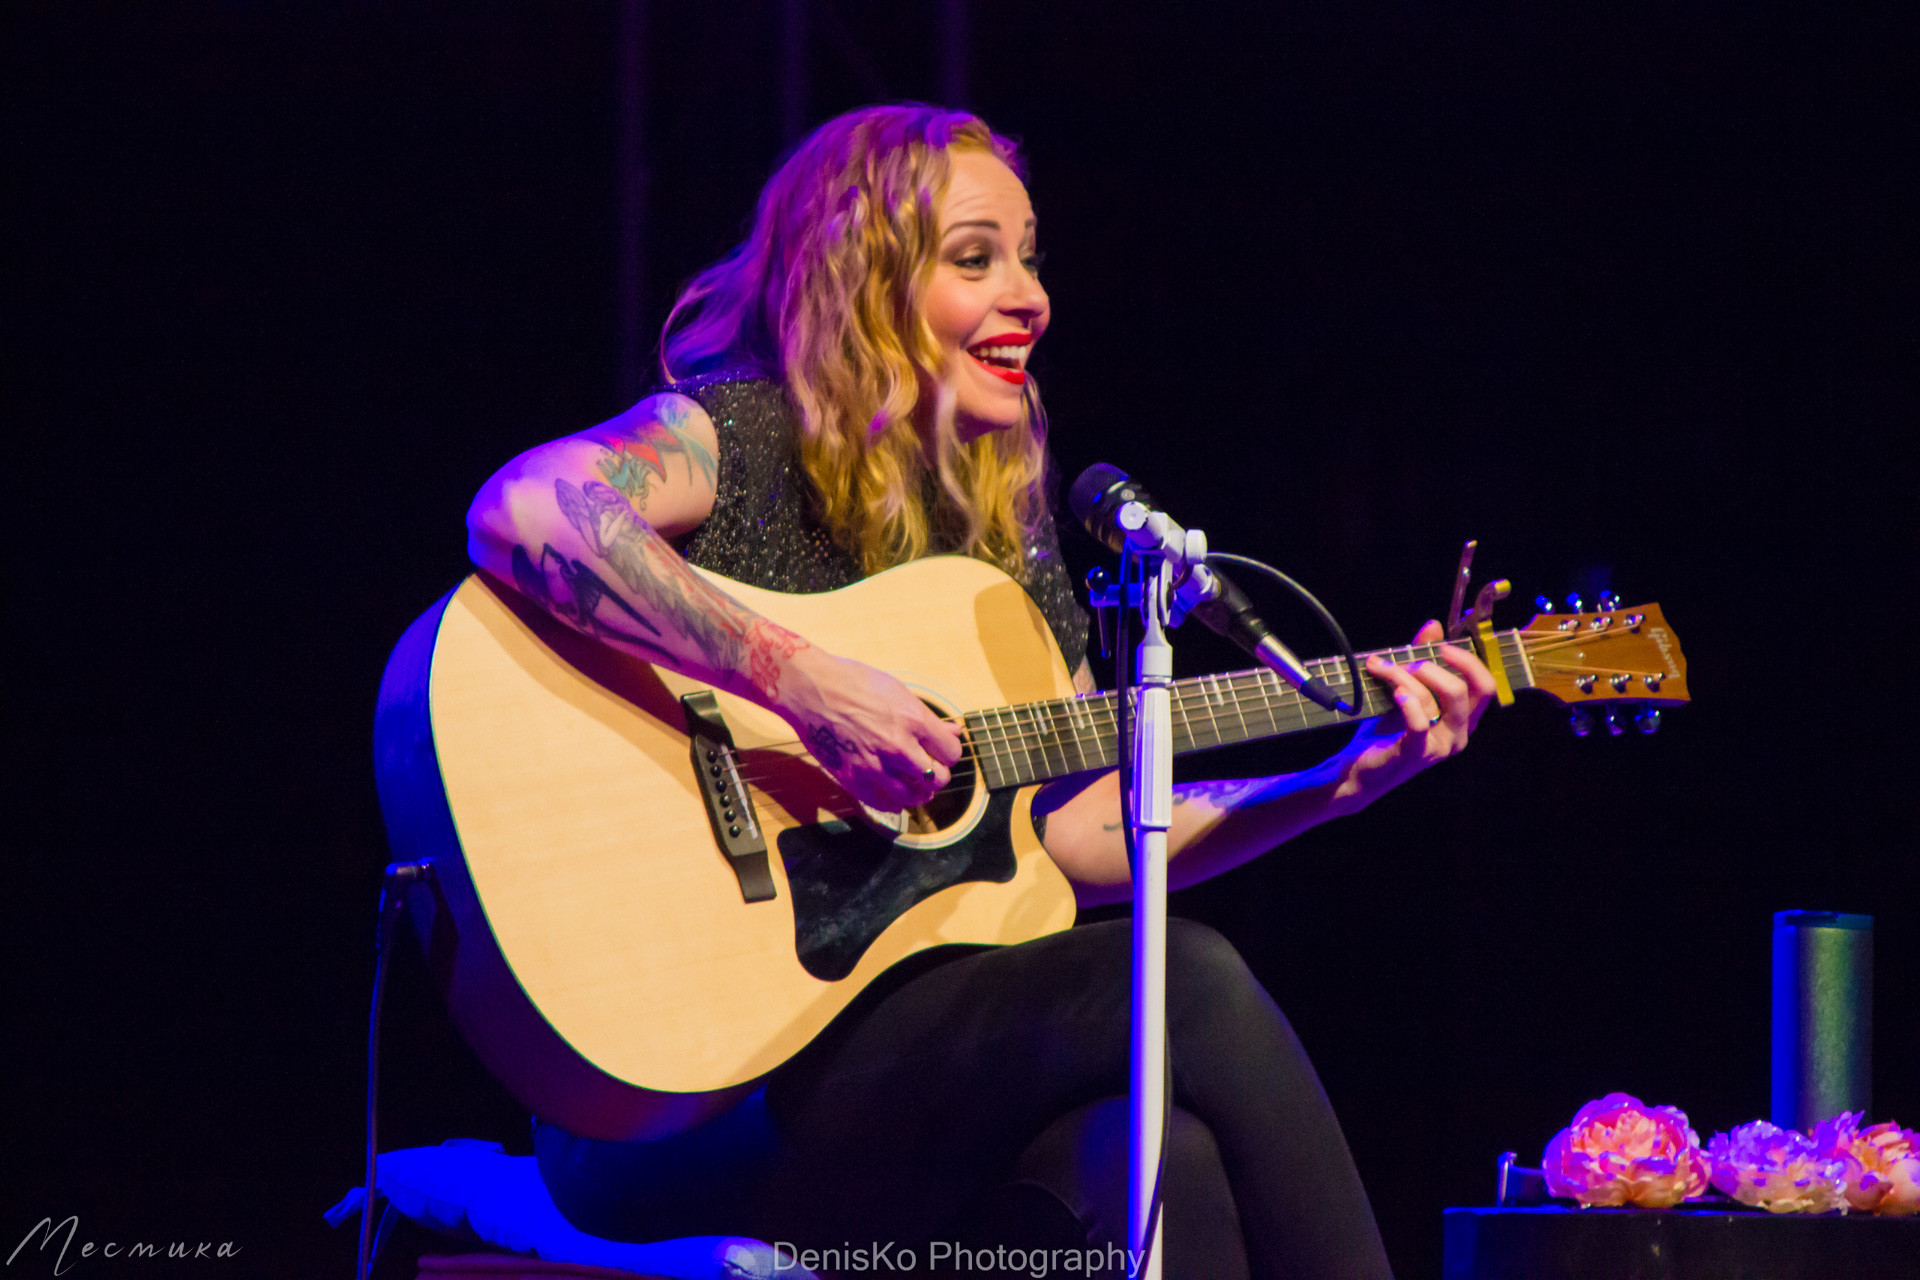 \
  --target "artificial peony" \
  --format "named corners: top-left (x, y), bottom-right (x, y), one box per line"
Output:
top-left (1707, 1120), bottom-right (1850, 1213)
top-left (1542, 1093), bottom-right (1713, 1207)
top-left (1811, 1112), bottom-right (1920, 1216)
